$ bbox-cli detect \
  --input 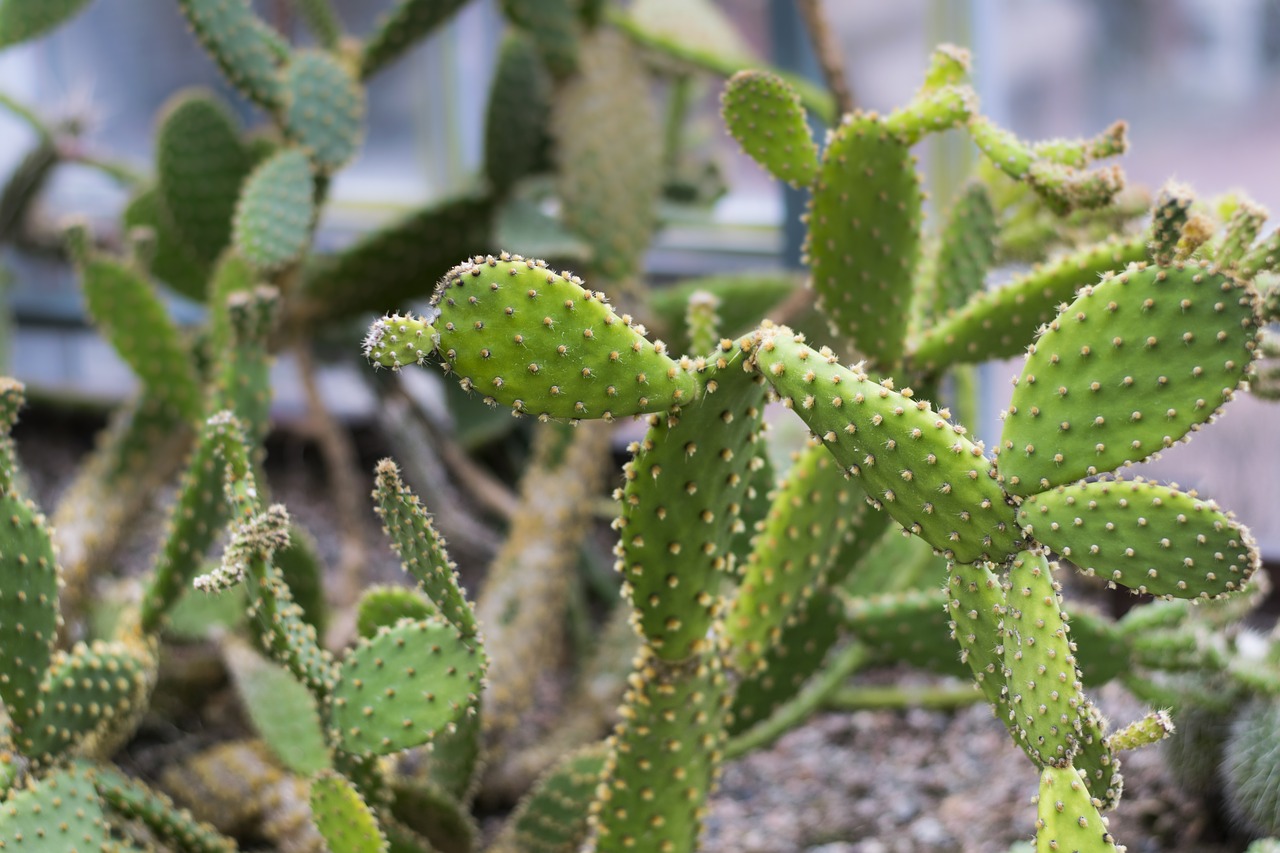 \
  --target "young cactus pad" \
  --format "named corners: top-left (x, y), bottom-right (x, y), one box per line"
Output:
top-left (365, 255), bottom-right (700, 420)
top-left (998, 261), bottom-right (1260, 495)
